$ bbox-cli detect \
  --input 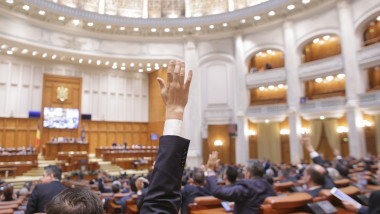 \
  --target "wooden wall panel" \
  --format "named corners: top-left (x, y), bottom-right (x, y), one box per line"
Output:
top-left (148, 69), bottom-right (167, 144)
top-left (208, 125), bottom-right (235, 164)
top-left (250, 87), bottom-right (287, 106)
top-left (248, 50), bottom-right (285, 72)
top-left (303, 36), bottom-right (341, 63)
top-left (363, 19), bottom-right (380, 46)
top-left (367, 66), bottom-right (380, 91)
top-left (0, 118), bottom-right (39, 148)
top-left (305, 76), bottom-right (345, 100)
top-left (248, 120), bottom-right (258, 159)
